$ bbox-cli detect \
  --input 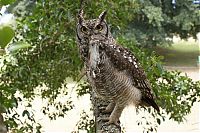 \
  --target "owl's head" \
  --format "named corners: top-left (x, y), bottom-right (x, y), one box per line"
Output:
top-left (76, 9), bottom-right (109, 43)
